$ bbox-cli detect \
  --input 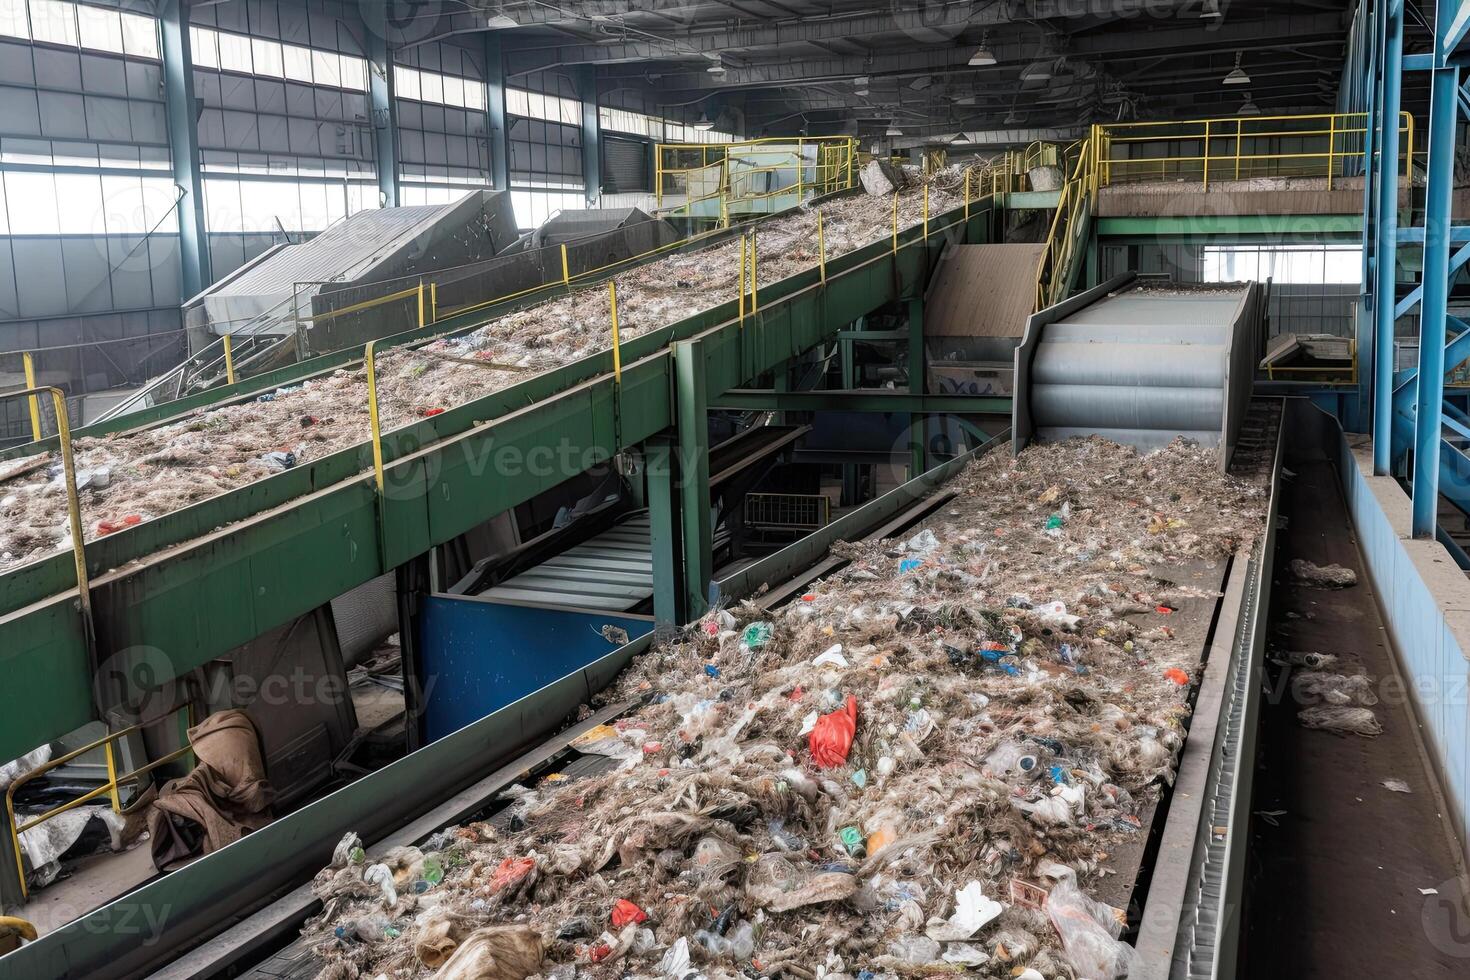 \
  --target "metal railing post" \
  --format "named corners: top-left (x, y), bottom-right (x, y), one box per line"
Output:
top-left (891, 191), bottom-right (899, 254)
top-left (222, 334), bottom-right (236, 385)
top-left (365, 341), bottom-right (385, 496)
top-left (922, 184), bottom-right (929, 241)
top-left (430, 282), bottom-right (438, 322)
top-left (21, 352), bottom-right (40, 441)
top-left (817, 211), bottom-right (827, 284)
top-left (416, 281), bottom-right (426, 328)
top-left (738, 234), bottom-right (747, 326)
top-left (560, 243), bottom-right (570, 286)
top-left (608, 280), bottom-right (623, 384)
top-left (750, 230), bottom-right (759, 313)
